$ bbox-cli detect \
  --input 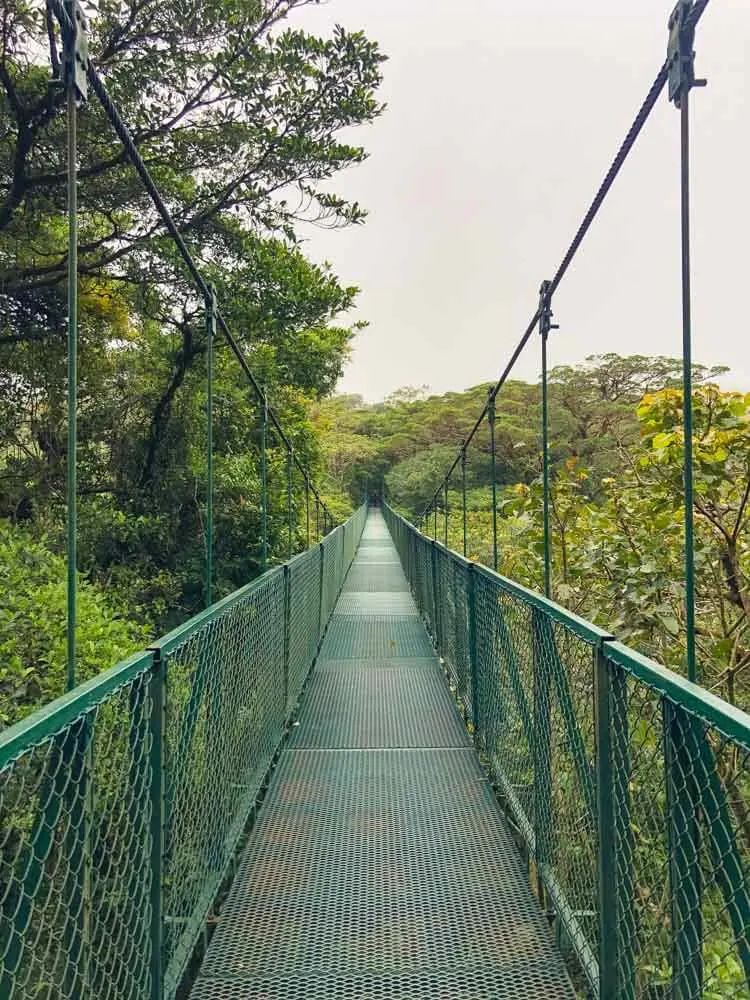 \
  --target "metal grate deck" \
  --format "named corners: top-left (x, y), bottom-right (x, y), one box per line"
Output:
top-left (321, 616), bottom-right (434, 659)
top-left (342, 563), bottom-right (409, 592)
top-left (335, 591), bottom-right (418, 616)
top-left (189, 510), bottom-right (575, 1000)
top-left (290, 662), bottom-right (470, 748)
